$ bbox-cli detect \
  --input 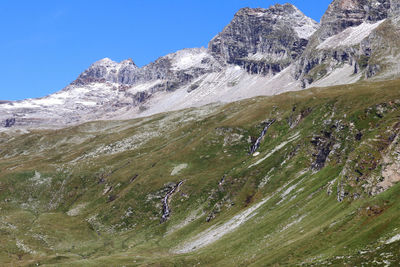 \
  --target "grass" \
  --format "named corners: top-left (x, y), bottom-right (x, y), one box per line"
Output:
top-left (1, 79), bottom-right (400, 265)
